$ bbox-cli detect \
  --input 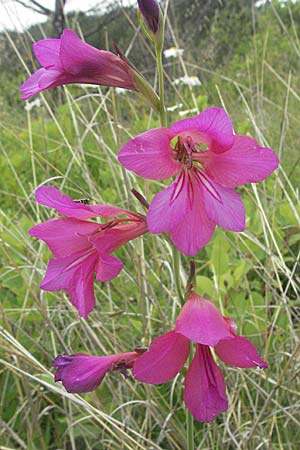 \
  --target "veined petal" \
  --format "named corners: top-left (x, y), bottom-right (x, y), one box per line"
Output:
top-left (184, 345), bottom-right (228, 422)
top-left (40, 250), bottom-right (97, 292)
top-left (118, 128), bottom-right (180, 180)
top-left (198, 172), bottom-right (245, 232)
top-left (96, 254), bottom-right (124, 282)
top-left (202, 135), bottom-right (279, 188)
top-left (175, 292), bottom-right (233, 346)
top-left (169, 172), bottom-right (215, 256)
top-left (133, 330), bottom-right (190, 384)
top-left (20, 68), bottom-right (48, 100)
top-left (68, 256), bottom-right (97, 318)
top-left (147, 172), bottom-right (190, 233)
top-left (35, 186), bottom-right (128, 219)
top-left (215, 336), bottom-right (268, 369)
top-left (171, 107), bottom-right (234, 153)
top-left (33, 38), bottom-right (62, 70)
top-left (29, 217), bottom-right (98, 258)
